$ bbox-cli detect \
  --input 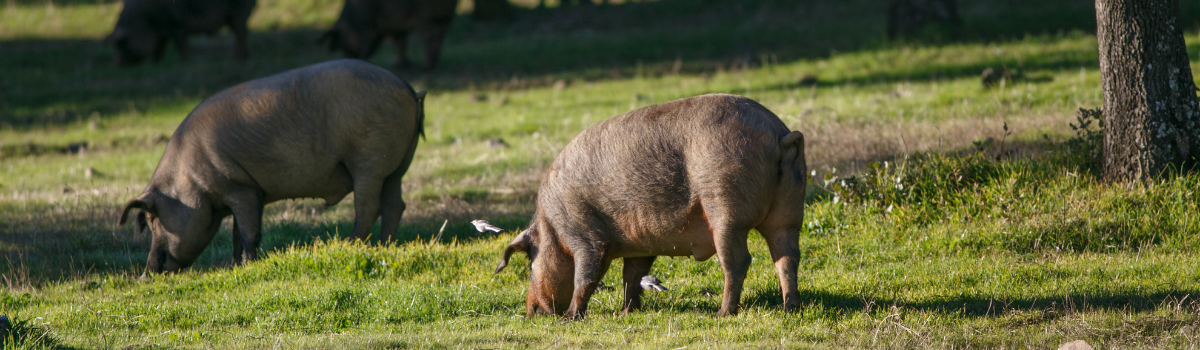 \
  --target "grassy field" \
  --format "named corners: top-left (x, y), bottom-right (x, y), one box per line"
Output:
top-left (4, 0), bottom-right (1200, 348)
